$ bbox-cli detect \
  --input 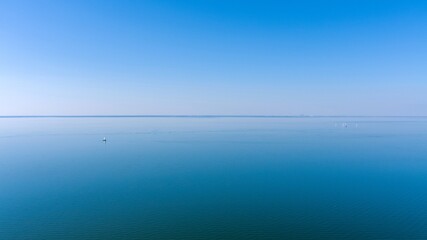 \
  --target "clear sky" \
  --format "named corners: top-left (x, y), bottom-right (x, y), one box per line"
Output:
top-left (1, 0), bottom-right (426, 116)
